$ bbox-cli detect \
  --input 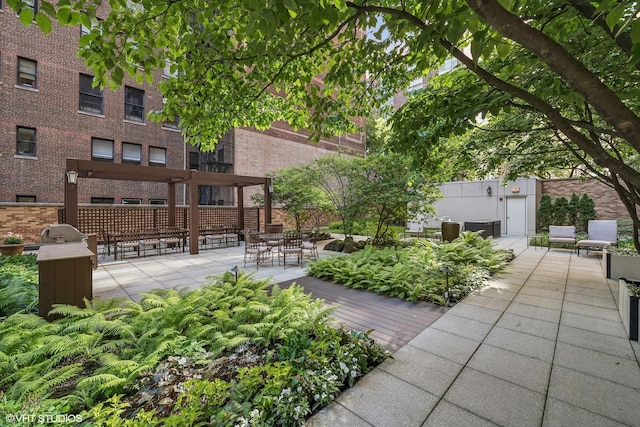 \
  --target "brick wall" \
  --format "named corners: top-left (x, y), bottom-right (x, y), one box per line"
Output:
top-left (0, 204), bottom-right (60, 245)
top-left (541, 178), bottom-right (630, 220)
top-left (0, 8), bottom-right (185, 204)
